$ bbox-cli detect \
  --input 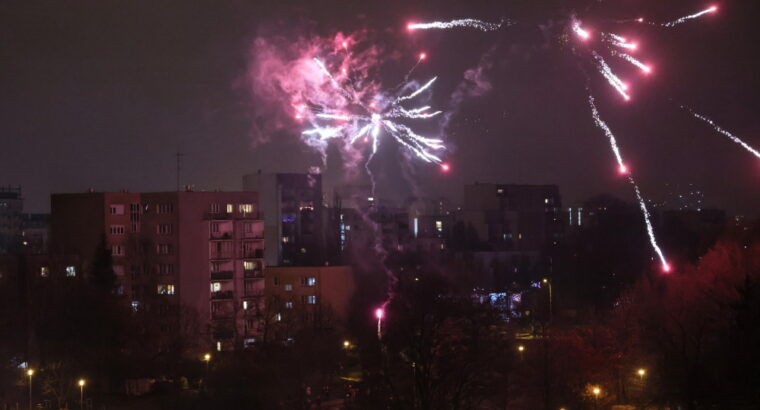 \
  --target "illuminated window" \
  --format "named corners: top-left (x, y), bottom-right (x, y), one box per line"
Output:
top-left (545, 198), bottom-right (549, 204)
top-left (301, 277), bottom-right (316, 287)
top-left (211, 282), bottom-right (221, 292)
top-left (239, 204), bottom-right (253, 214)
top-left (226, 204), bottom-right (233, 213)
top-left (284, 284), bottom-right (293, 291)
top-left (243, 300), bottom-right (249, 310)
top-left (109, 204), bottom-right (125, 215)
top-left (285, 301), bottom-right (293, 309)
top-left (65, 266), bottom-right (76, 277)
top-left (40, 266), bottom-right (49, 277)
top-left (435, 220), bottom-right (443, 233)
top-left (243, 261), bottom-right (255, 271)
top-left (303, 295), bottom-right (317, 305)
top-left (131, 301), bottom-right (140, 312)
top-left (216, 341), bottom-right (222, 352)
top-left (157, 284), bottom-right (175, 295)
top-left (275, 313), bottom-right (282, 322)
